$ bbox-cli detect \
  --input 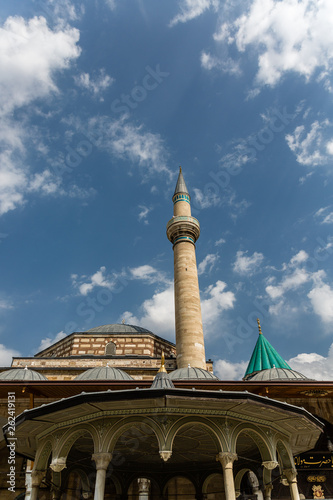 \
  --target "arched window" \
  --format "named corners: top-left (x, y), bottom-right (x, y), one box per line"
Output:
top-left (105, 342), bottom-right (116, 355)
